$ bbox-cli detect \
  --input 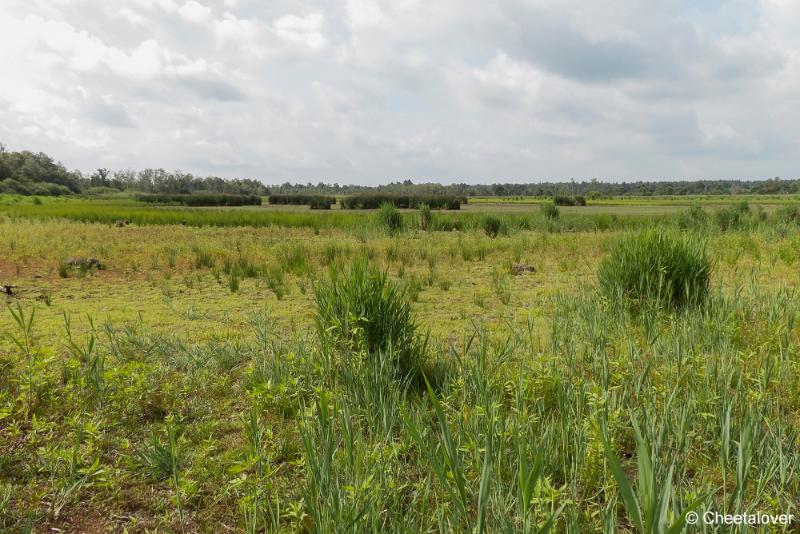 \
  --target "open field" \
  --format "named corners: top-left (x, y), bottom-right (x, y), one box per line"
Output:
top-left (3, 198), bottom-right (800, 532)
